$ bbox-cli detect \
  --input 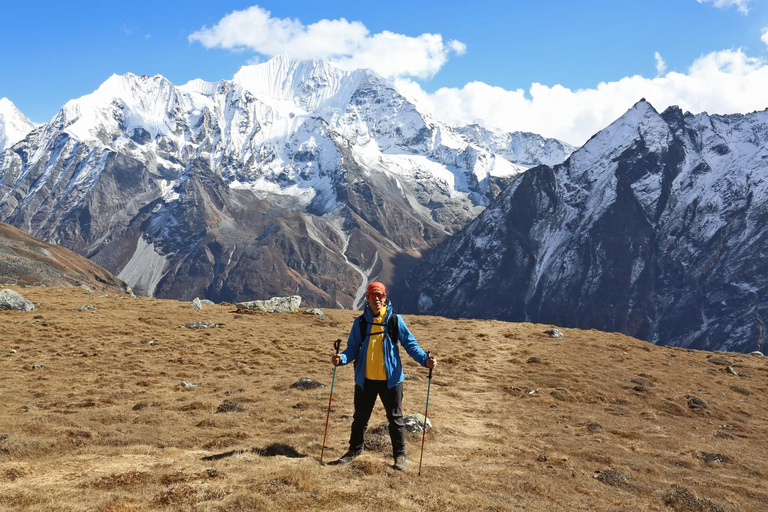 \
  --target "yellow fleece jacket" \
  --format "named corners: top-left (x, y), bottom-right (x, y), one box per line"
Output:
top-left (365, 305), bottom-right (388, 380)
